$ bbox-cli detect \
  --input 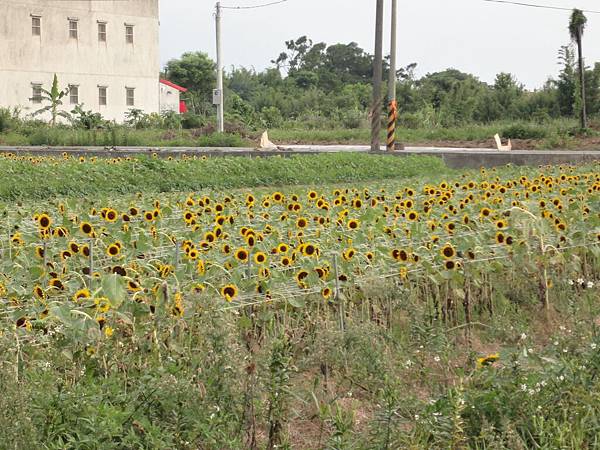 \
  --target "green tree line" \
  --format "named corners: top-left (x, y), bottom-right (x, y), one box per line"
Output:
top-left (162, 10), bottom-right (597, 131)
